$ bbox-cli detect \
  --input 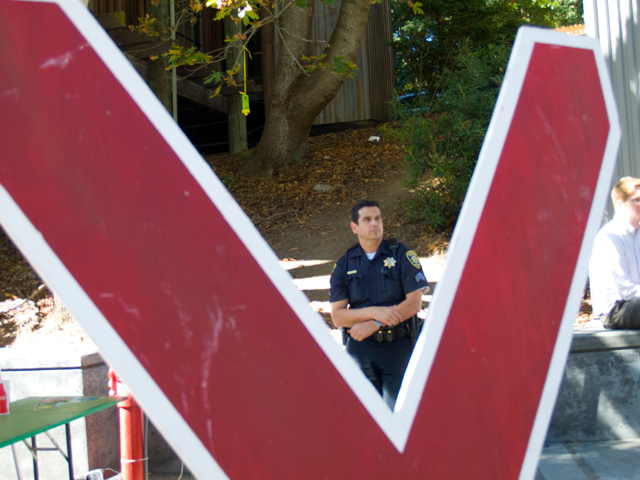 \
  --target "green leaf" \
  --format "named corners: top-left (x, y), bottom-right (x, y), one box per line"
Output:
top-left (332, 56), bottom-right (358, 77)
top-left (203, 71), bottom-right (225, 85)
top-left (246, 10), bottom-right (260, 20)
